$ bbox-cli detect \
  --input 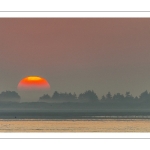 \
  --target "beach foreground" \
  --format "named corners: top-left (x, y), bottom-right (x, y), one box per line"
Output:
top-left (0, 119), bottom-right (150, 132)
